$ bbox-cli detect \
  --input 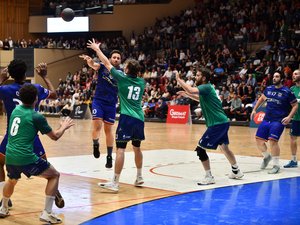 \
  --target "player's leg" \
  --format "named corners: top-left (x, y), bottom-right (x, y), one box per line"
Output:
top-left (255, 121), bottom-right (272, 169)
top-left (268, 121), bottom-right (285, 174)
top-left (0, 178), bottom-right (17, 217)
top-left (219, 144), bottom-right (243, 179)
top-left (284, 120), bottom-right (299, 168)
top-left (103, 122), bottom-right (114, 168)
top-left (34, 137), bottom-right (64, 208)
top-left (132, 141), bottom-right (144, 186)
top-left (92, 119), bottom-right (103, 158)
top-left (38, 161), bottom-right (62, 224)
